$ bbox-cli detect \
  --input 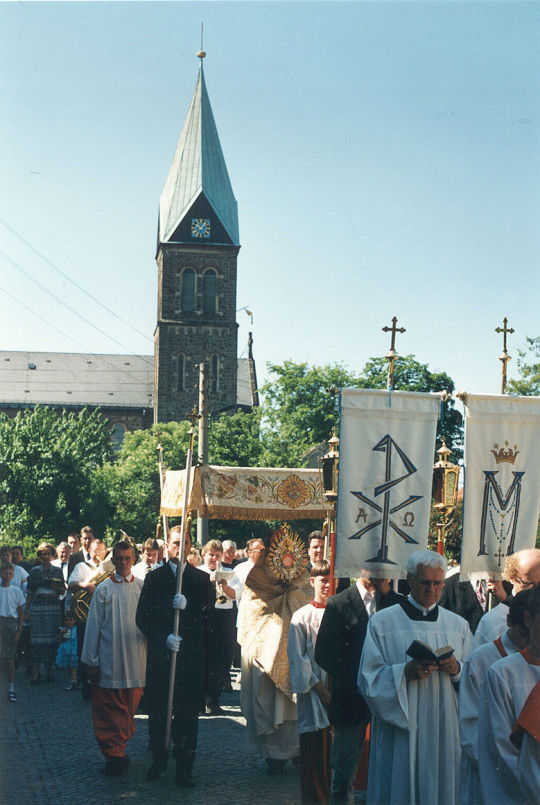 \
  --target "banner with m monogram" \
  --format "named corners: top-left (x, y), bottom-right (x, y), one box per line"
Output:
top-left (461, 393), bottom-right (540, 581)
top-left (336, 389), bottom-right (441, 579)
